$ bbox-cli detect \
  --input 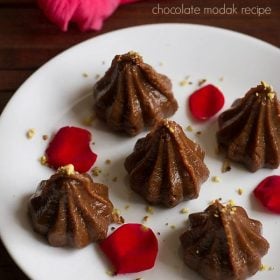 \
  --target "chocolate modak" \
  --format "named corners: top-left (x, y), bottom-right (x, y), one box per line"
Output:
top-left (28, 165), bottom-right (122, 248)
top-left (93, 51), bottom-right (178, 136)
top-left (180, 201), bottom-right (269, 280)
top-left (124, 119), bottom-right (209, 207)
top-left (217, 81), bottom-right (280, 172)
